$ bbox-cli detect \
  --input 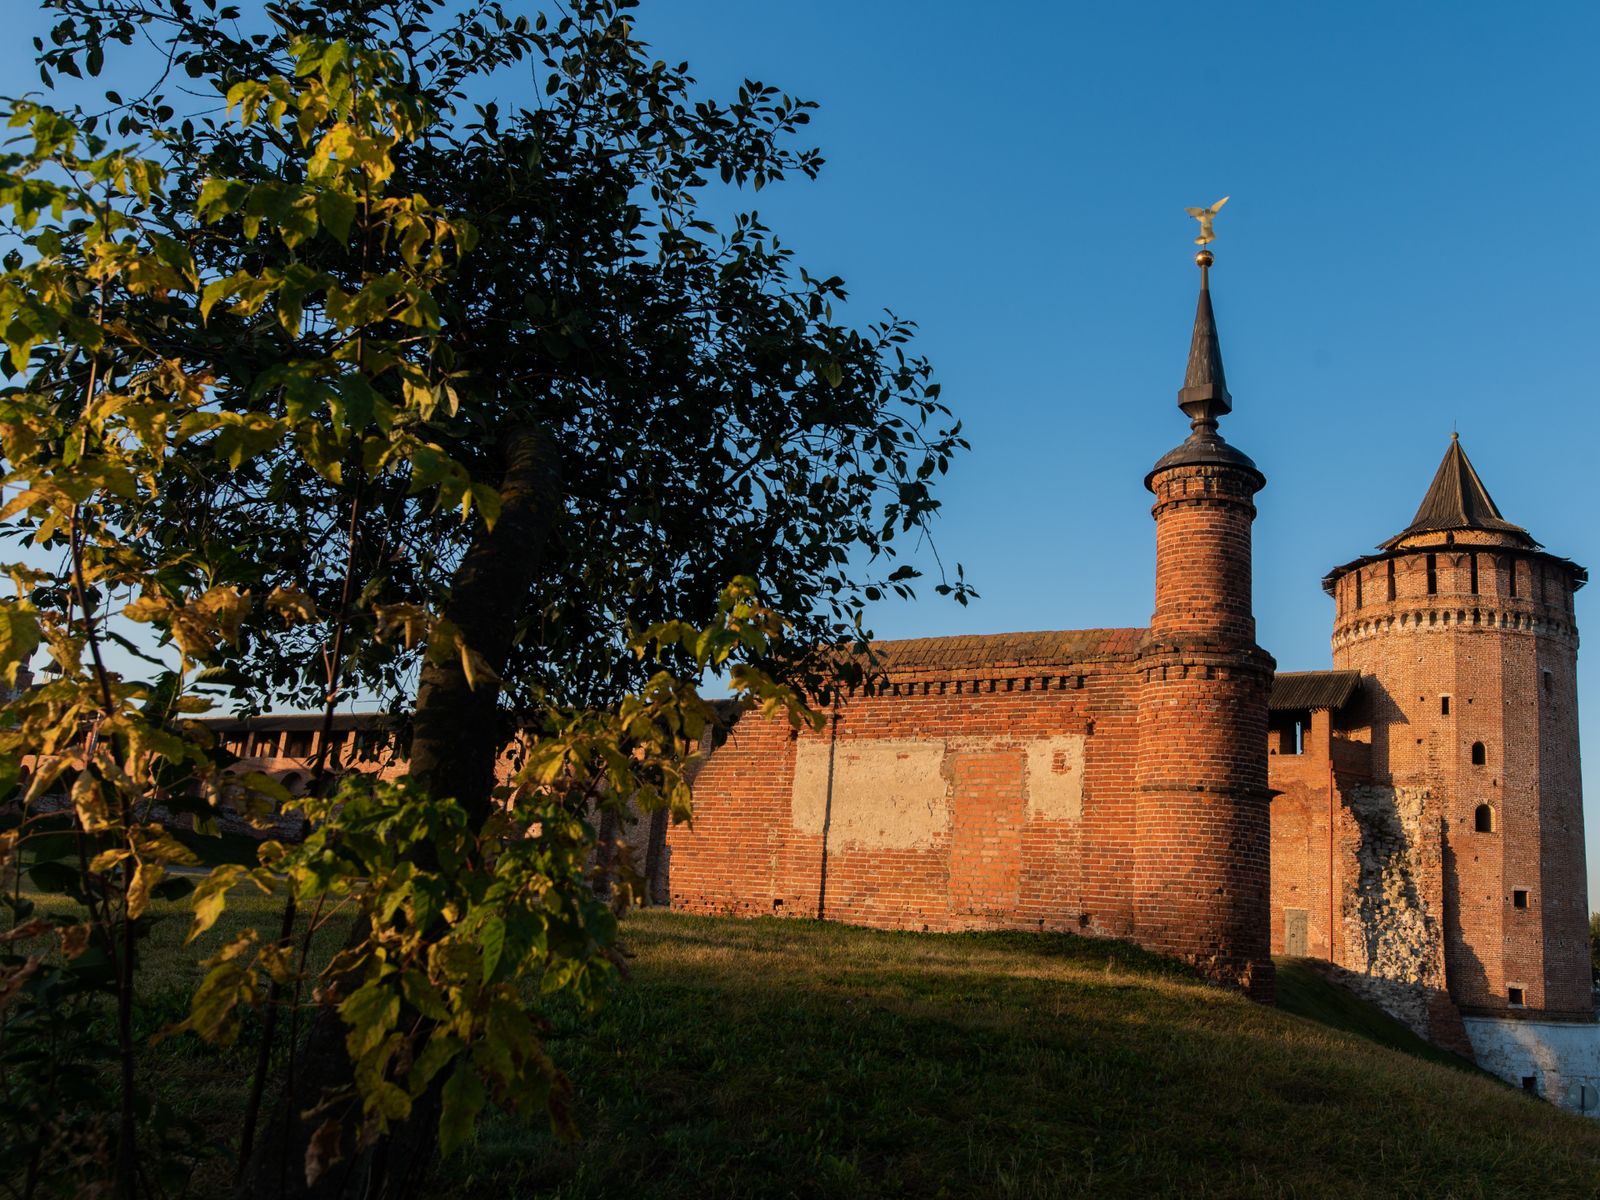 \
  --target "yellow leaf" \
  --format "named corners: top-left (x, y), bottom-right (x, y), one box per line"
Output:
top-left (267, 587), bottom-right (318, 624)
top-left (127, 859), bottom-right (161, 919)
